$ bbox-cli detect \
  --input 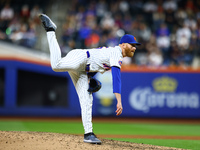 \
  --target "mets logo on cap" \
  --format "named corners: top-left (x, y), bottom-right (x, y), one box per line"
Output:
top-left (119, 34), bottom-right (141, 45)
